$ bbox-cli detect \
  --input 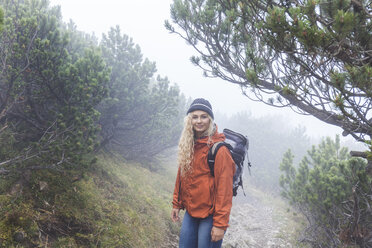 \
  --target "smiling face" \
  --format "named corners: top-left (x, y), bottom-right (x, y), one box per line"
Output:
top-left (191, 110), bottom-right (211, 138)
